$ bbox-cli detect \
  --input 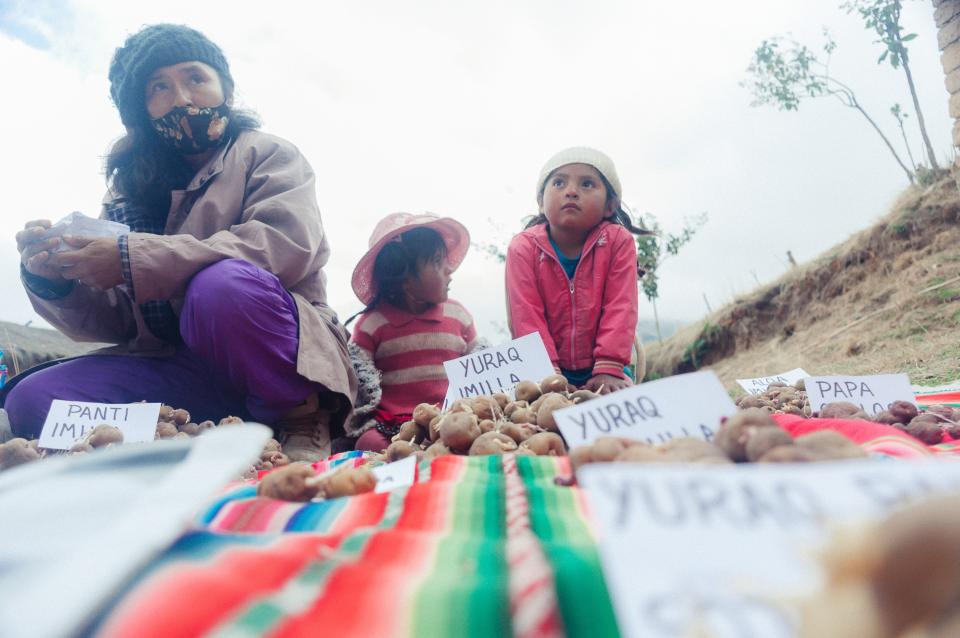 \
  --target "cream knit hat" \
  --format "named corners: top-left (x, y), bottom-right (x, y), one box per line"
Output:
top-left (535, 147), bottom-right (622, 203)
